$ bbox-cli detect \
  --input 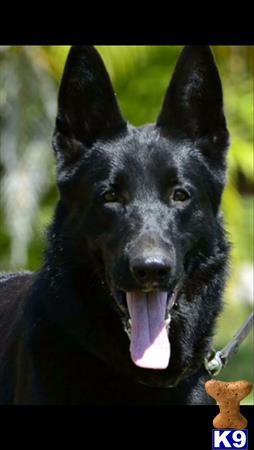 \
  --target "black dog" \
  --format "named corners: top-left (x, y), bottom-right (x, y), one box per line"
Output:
top-left (0, 46), bottom-right (230, 405)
